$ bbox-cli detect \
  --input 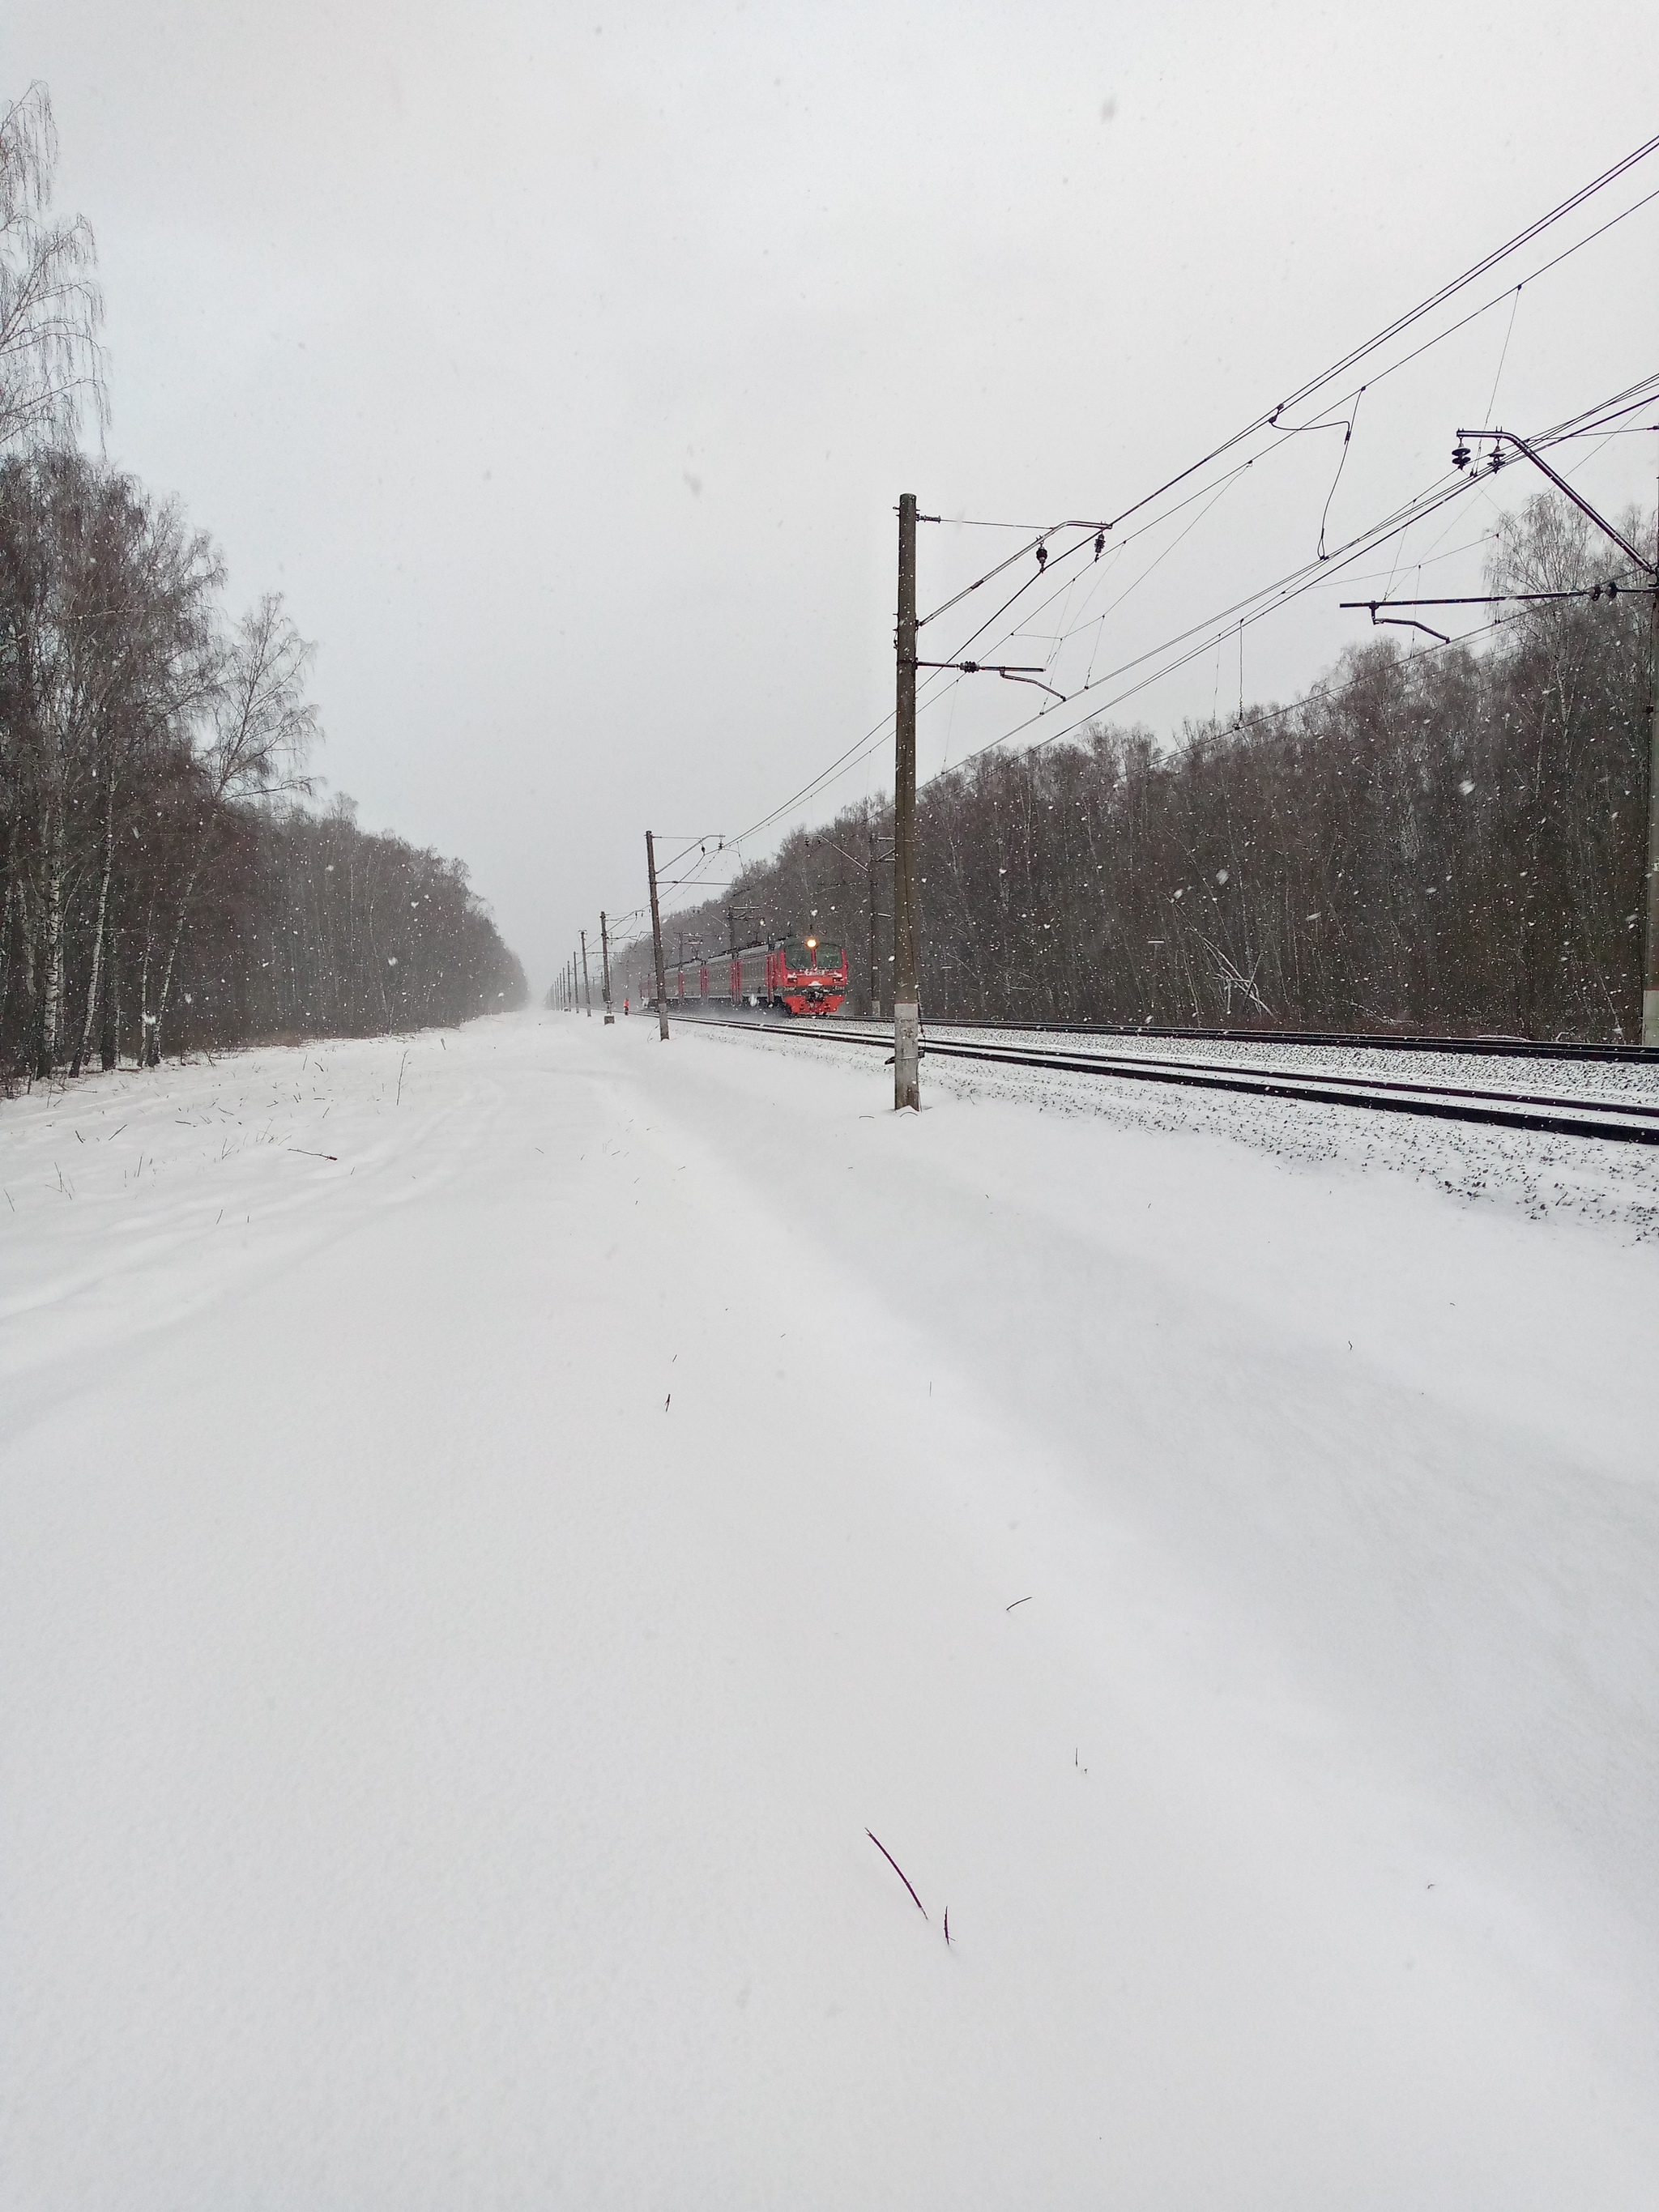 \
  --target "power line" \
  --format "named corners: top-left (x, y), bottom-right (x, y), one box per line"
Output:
top-left (909, 147), bottom-right (1659, 643)
top-left (1002, 414), bottom-right (1653, 774)
top-left (736, 360), bottom-right (1647, 847)
top-left (758, 462), bottom-right (1478, 811)
top-left (922, 361), bottom-right (1659, 781)
top-left (648, 606), bottom-right (1550, 957)
top-left (720, 428), bottom-right (1550, 838)
top-left (1297, 177), bottom-right (1659, 433)
top-left (723, 339), bottom-right (1655, 855)
top-left (936, 478), bottom-right (1477, 781)
top-left (679, 138), bottom-right (1659, 878)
